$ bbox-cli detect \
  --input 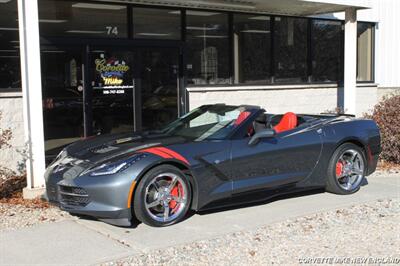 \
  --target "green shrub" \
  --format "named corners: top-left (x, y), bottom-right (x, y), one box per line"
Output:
top-left (365, 94), bottom-right (400, 164)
